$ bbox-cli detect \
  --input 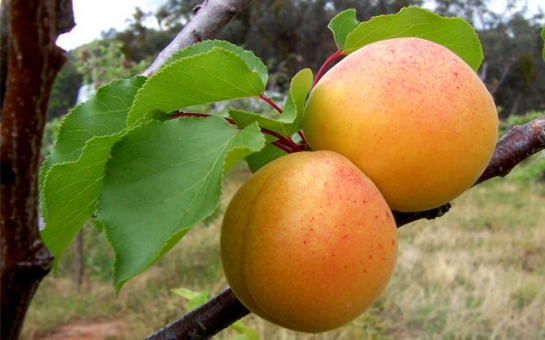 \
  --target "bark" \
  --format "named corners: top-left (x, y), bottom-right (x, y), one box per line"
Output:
top-left (143, 0), bottom-right (253, 76)
top-left (0, 1), bottom-right (74, 339)
top-left (476, 116), bottom-right (545, 184)
top-left (146, 288), bottom-right (250, 340)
